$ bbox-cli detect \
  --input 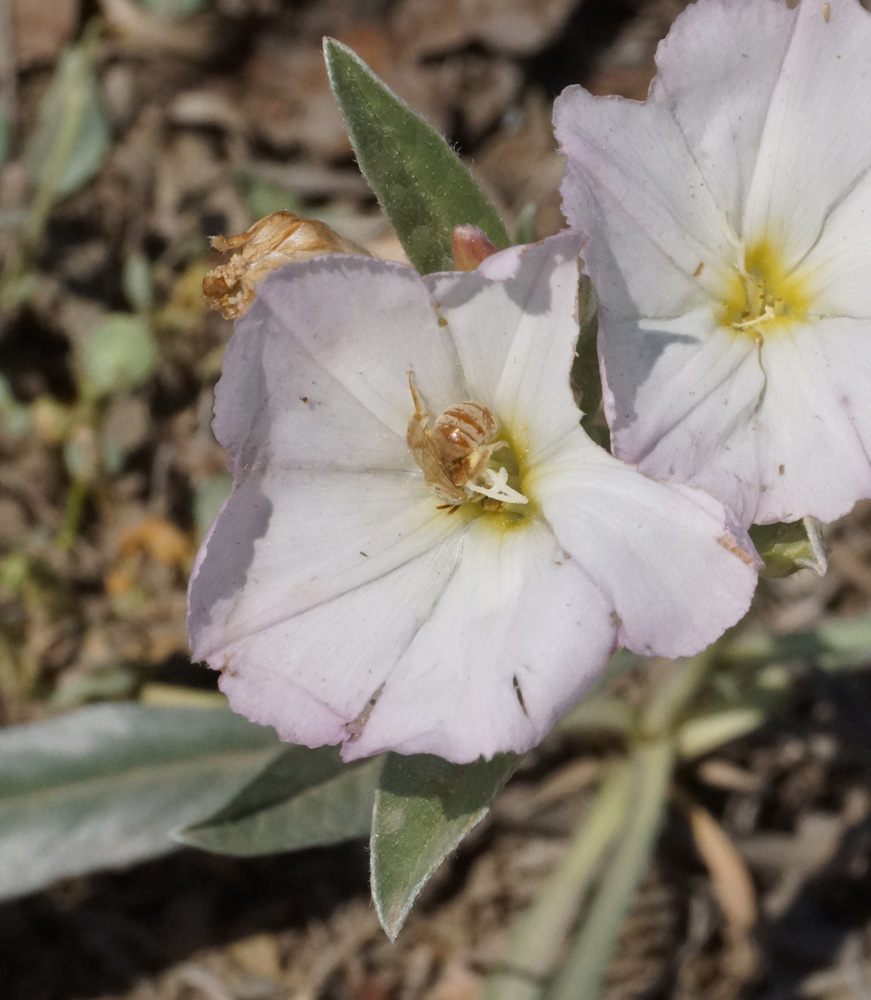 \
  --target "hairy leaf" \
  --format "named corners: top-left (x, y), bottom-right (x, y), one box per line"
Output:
top-left (0, 704), bottom-right (280, 901)
top-left (177, 746), bottom-right (380, 855)
top-left (324, 38), bottom-right (509, 274)
top-left (371, 752), bottom-right (515, 939)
